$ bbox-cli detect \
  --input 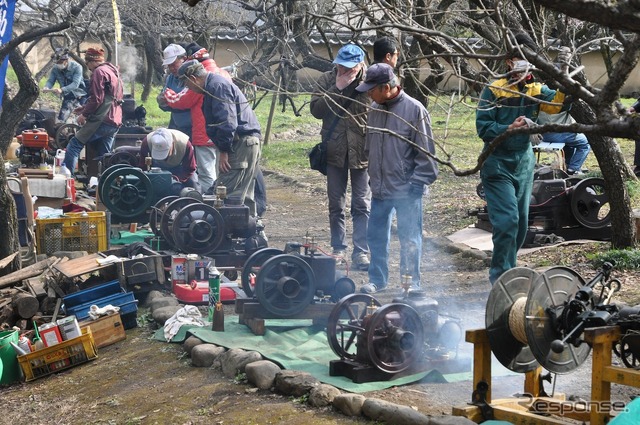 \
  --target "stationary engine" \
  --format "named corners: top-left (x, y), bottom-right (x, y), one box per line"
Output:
top-left (239, 241), bottom-right (357, 317)
top-left (471, 169), bottom-right (611, 244)
top-left (17, 129), bottom-right (52, 168)
top-left (326, 290), bottom-right (463, 382)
